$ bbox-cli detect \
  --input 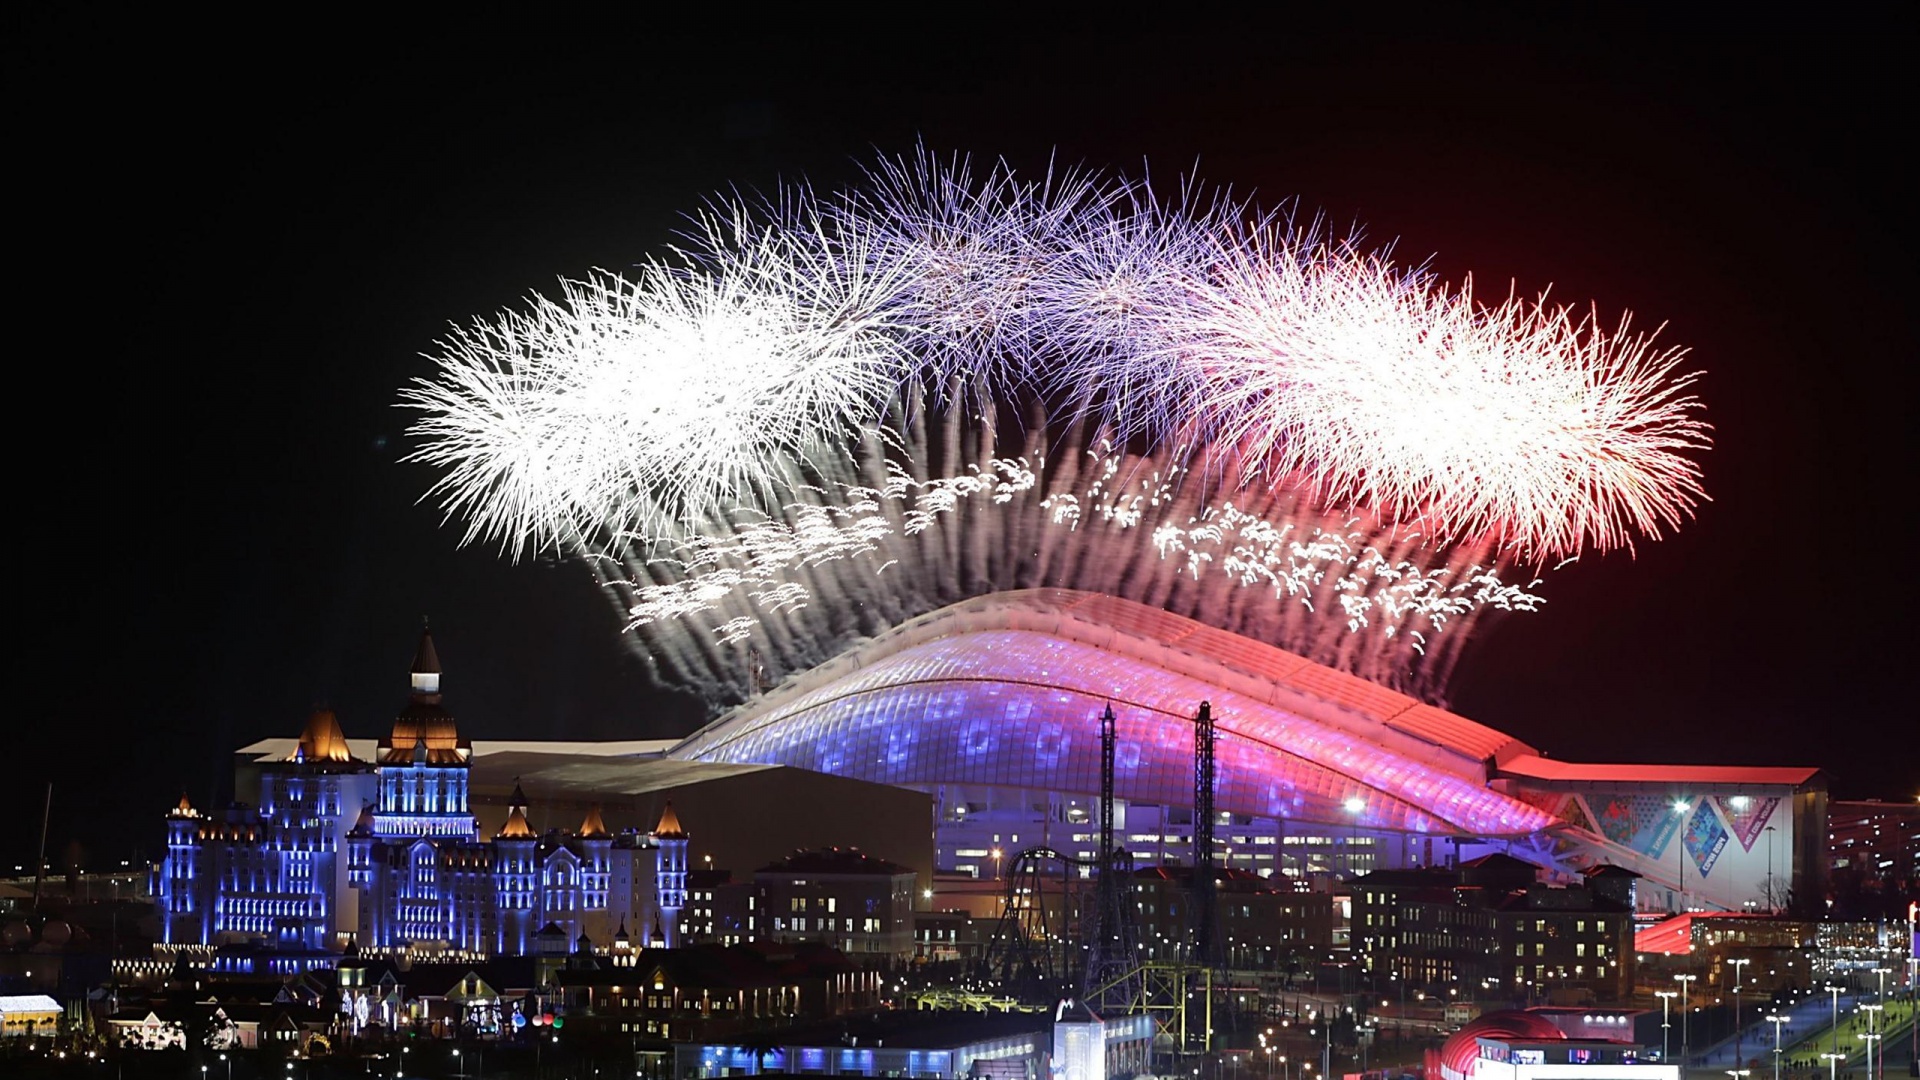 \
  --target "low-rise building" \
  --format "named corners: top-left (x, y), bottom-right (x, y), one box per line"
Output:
top-left (749, 850), bottom-right (918, 962)
top-left (1129, 866), bottom-right (1333, 969)
top-left (557, 941), bottom-right (882, 1042)
top-left (1353, 855), bottom-right (1636, 1002)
